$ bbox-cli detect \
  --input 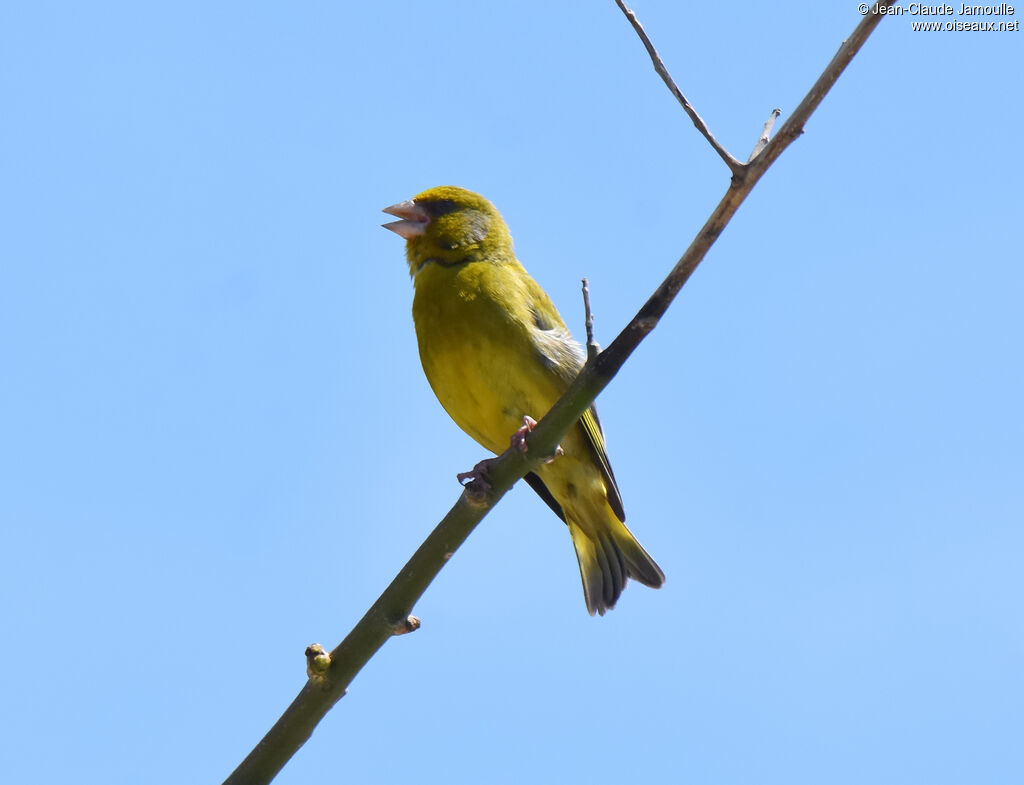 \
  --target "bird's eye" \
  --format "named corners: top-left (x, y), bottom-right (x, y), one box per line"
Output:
top-left (422, 199), bottom-right (458, 217)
